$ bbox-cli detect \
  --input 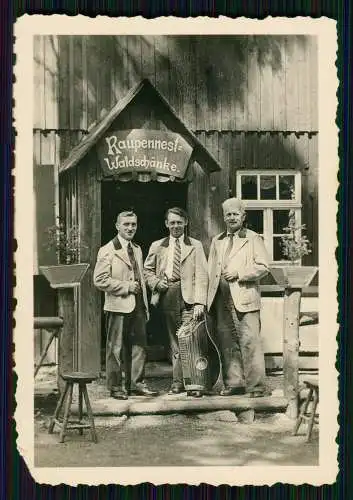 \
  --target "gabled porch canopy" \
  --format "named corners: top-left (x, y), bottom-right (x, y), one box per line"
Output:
top-left (60, 78), bottom-right (221, 179)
